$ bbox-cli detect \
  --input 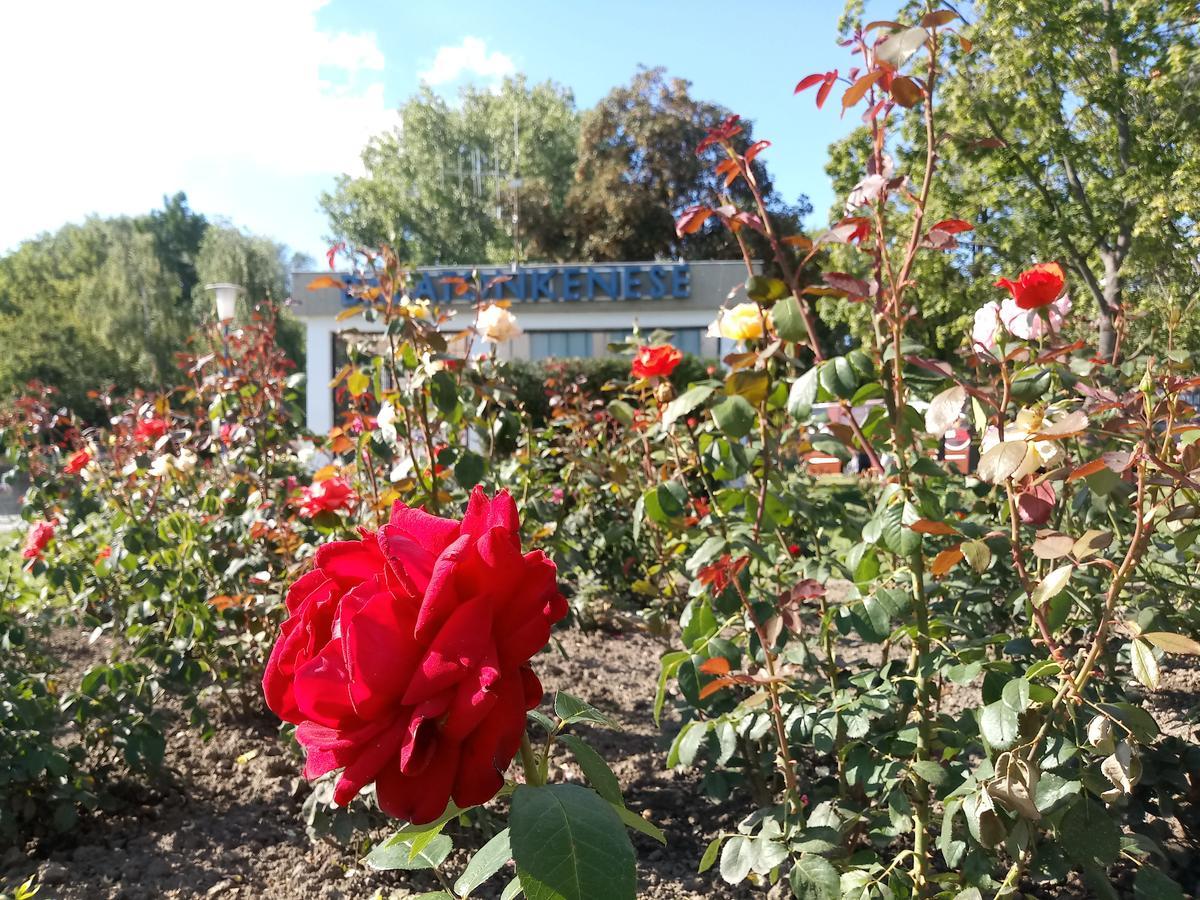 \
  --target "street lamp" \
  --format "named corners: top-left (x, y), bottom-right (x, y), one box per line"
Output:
top-left (205, 282), bottom-right (243, 322)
